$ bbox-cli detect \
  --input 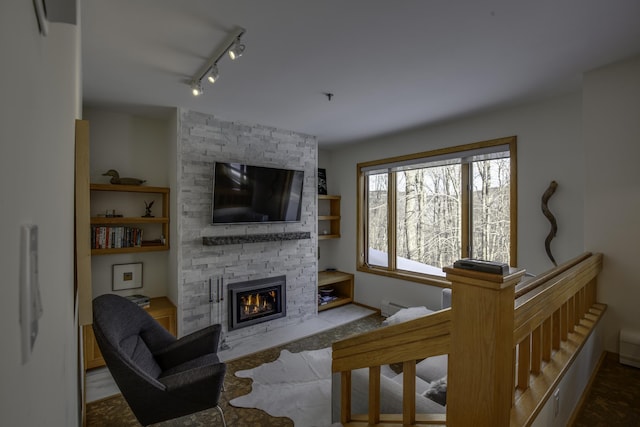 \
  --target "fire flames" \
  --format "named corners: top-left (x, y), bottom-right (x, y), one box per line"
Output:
top-left (241, 290), bottom-right (276, 316)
